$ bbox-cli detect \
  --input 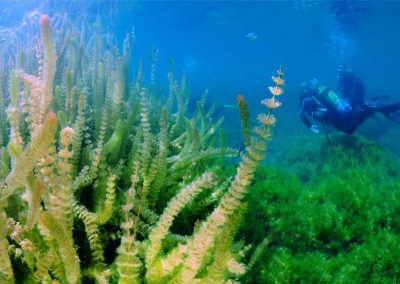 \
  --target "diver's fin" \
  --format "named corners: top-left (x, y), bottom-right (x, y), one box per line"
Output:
top-left (367, 95), bottom-right (392, 106)
top-left (379, 103), bottom-right (400, 124)
top-left (384, 110), bottom-right (400, 124)
top-left (365, 102), bottom-right (399, 112)
top-left (363, 102), bottom-right (400, 124)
